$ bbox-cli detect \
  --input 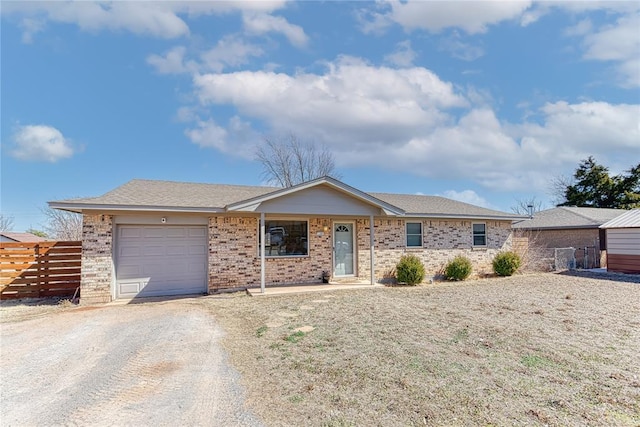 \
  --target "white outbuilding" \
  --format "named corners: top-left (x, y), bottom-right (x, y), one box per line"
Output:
top-left (600, 209), bottom-right (640, 274)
